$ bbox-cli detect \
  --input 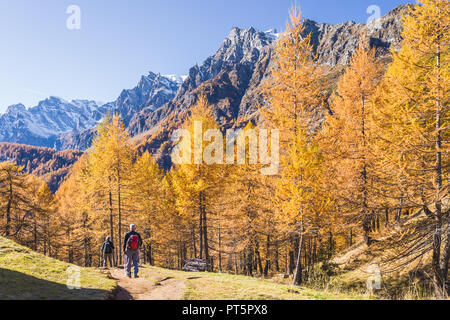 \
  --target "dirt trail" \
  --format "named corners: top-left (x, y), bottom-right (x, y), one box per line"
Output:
top-left (110, 268), bottom-right (186, 300)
